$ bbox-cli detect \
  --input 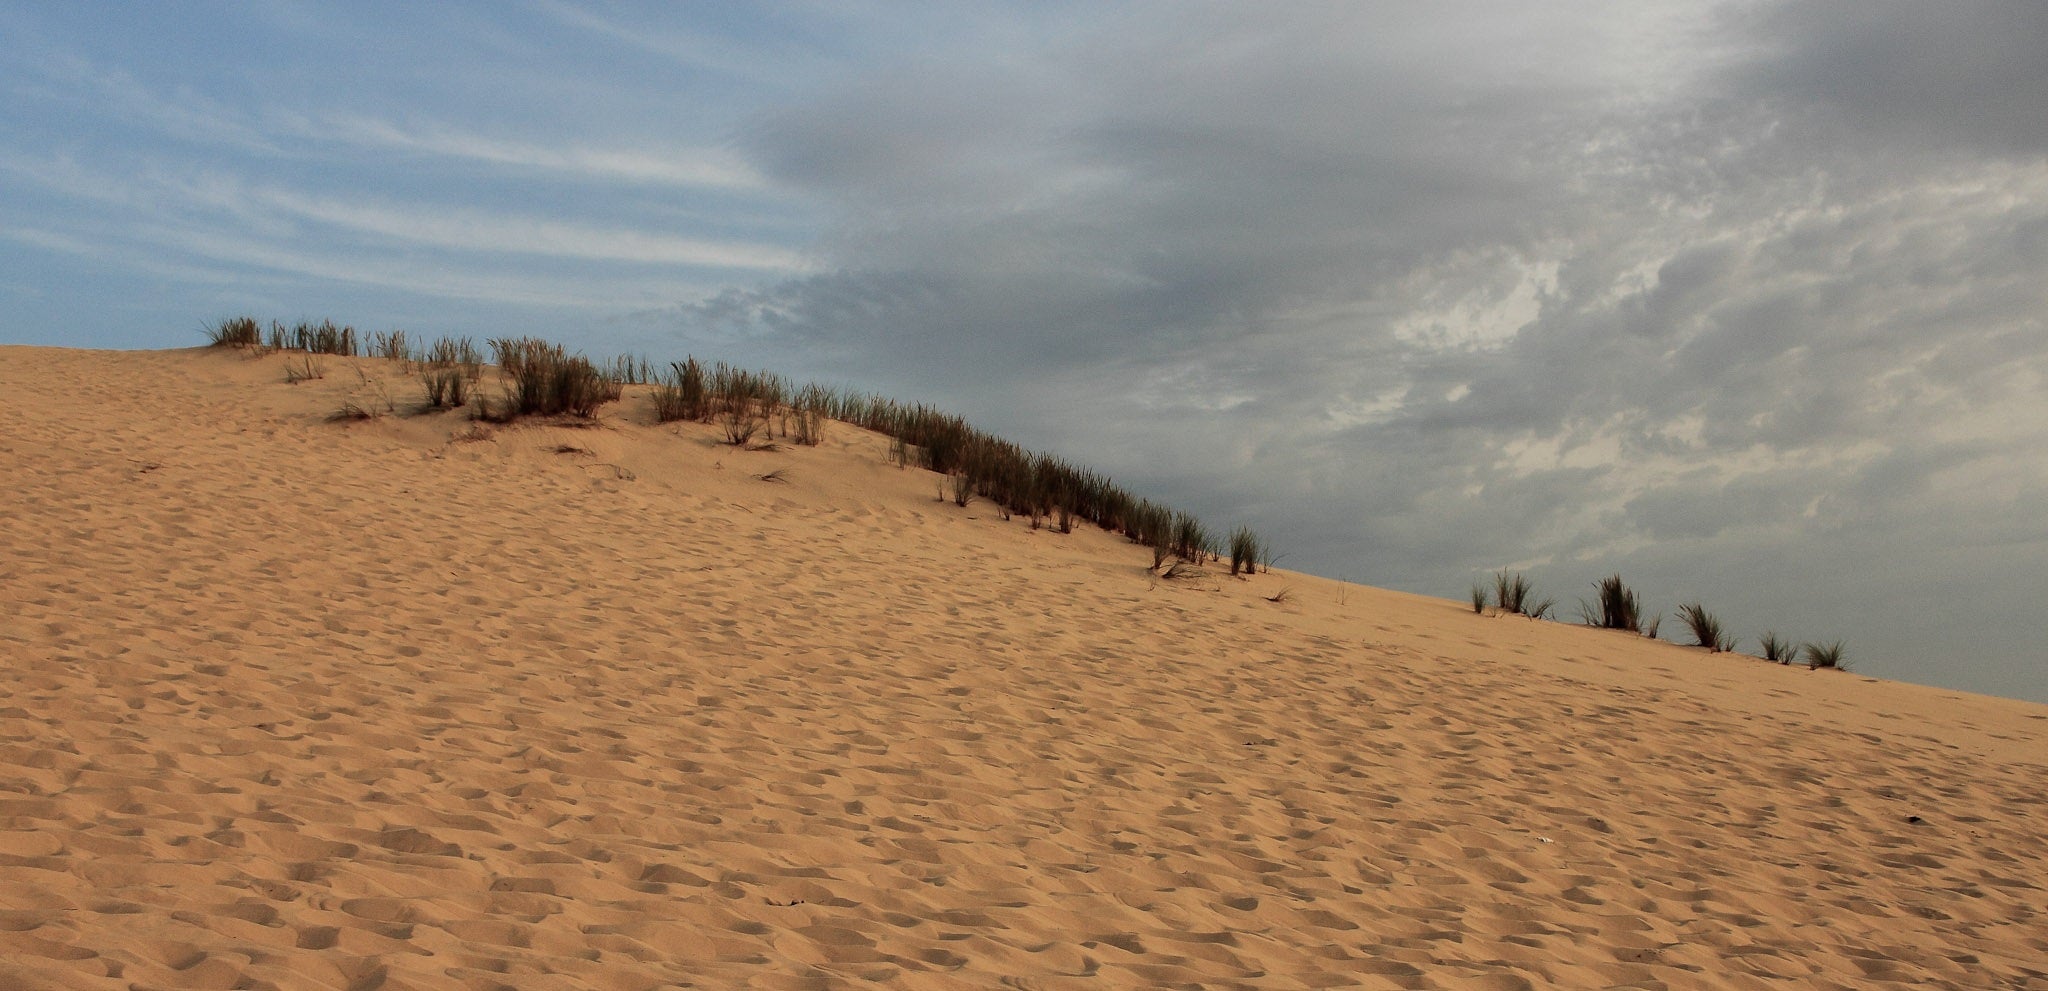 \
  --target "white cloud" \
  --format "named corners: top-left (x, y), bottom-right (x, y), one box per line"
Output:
top-left (314, 115), bottom-right (772, 191)
top-left (250, 187), bottom-right (811, 272)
